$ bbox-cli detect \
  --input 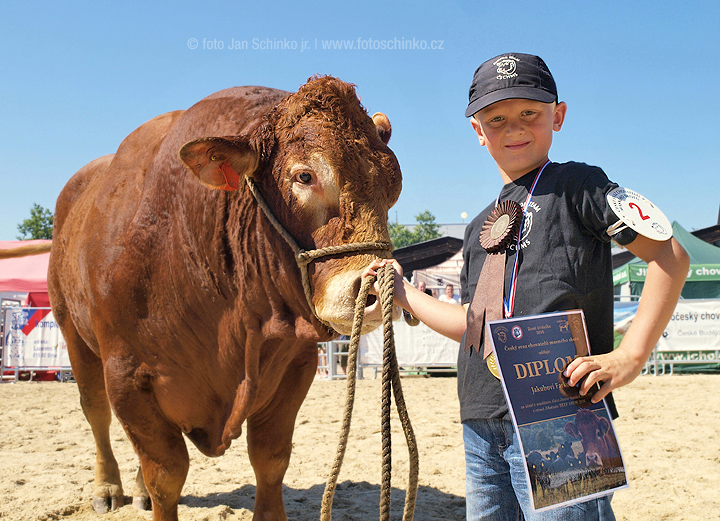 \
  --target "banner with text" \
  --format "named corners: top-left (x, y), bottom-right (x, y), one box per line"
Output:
top-left (658, 299), bottom-right (720, 352)
top-left (2, 308), bottom-right (70, 369)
